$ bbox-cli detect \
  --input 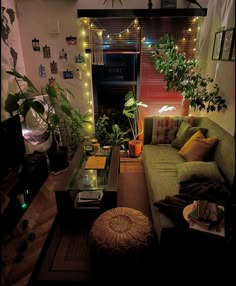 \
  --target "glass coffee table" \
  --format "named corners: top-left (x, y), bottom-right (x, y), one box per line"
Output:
top-left (55, 145), bottom-right (120, 215)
